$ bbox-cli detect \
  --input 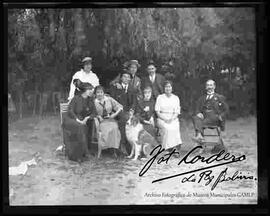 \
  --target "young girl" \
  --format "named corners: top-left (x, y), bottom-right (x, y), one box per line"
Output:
top-left (135, 86), bottom-right (156, 137)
